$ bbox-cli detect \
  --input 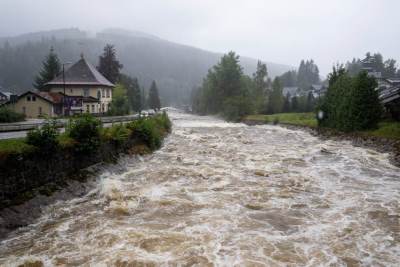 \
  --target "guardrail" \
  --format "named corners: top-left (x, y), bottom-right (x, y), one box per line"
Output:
top-left (0, 114), bottom-right (144, 132)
